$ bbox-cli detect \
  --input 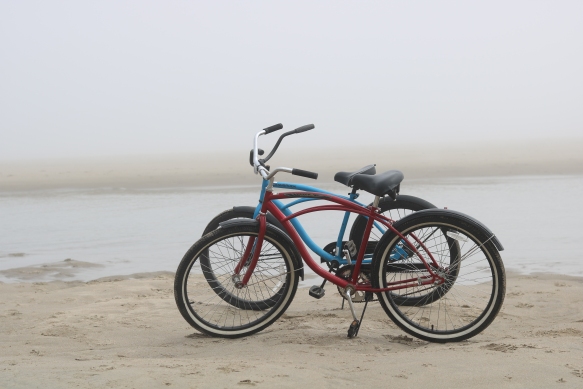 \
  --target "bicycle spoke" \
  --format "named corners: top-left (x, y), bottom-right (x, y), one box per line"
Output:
top-left (379, 221), bottom-right (499, 337)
